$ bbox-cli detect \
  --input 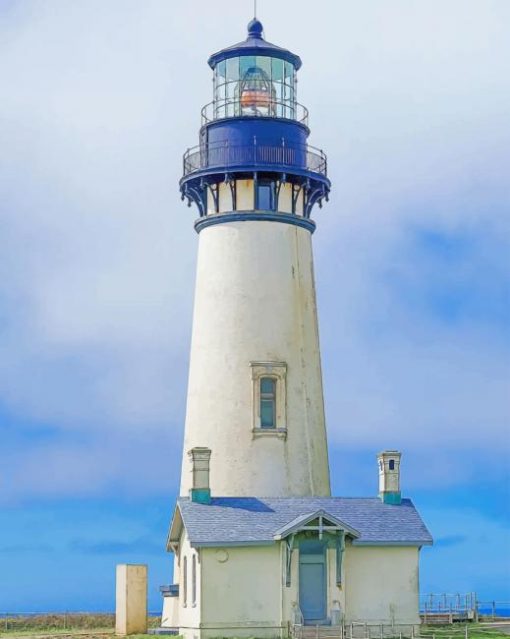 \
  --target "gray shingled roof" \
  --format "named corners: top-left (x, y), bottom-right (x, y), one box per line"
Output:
top-left (175, 497), bottom-right (433, 547)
